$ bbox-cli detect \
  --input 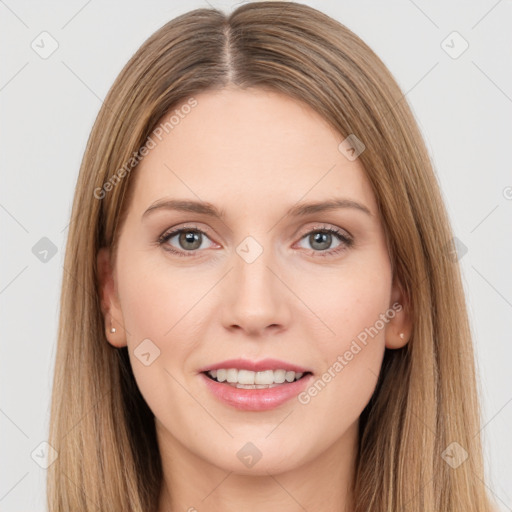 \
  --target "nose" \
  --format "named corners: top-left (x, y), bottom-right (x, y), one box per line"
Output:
top-left (220, 243), bottom-right (291, 336)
